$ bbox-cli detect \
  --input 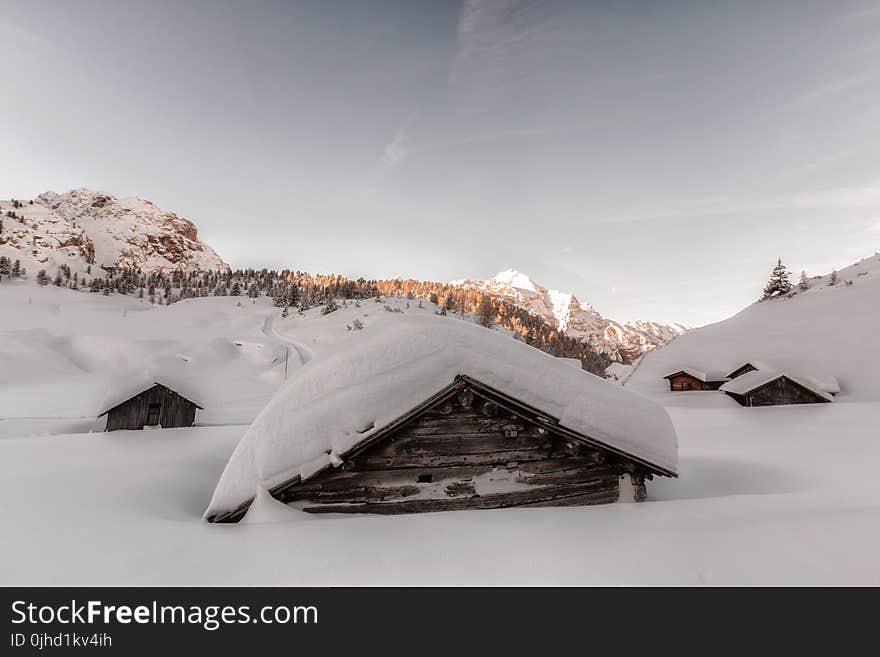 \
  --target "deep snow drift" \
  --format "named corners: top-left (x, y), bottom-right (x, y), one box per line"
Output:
top-left (1, 255), bottom-right (879, 585)
top-left (627, 254), bottom-right (880, 402)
